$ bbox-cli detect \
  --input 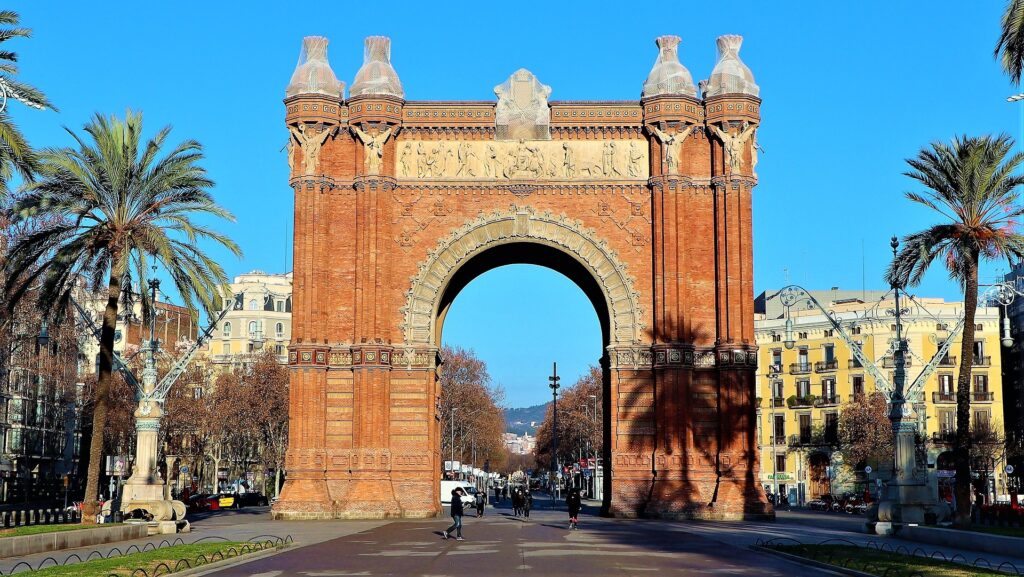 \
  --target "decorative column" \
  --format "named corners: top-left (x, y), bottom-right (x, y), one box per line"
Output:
top-left (704, 34), bottom-right (771, 519)
top-left (275, 35), bottom-right (345, 519)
